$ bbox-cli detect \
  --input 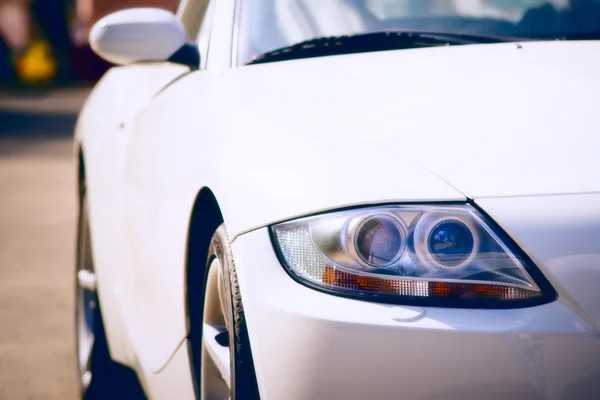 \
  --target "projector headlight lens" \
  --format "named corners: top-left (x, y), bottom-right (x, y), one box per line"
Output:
top-left (354, 215), bottom-right (405, 268)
